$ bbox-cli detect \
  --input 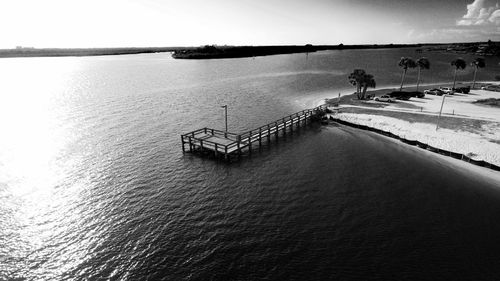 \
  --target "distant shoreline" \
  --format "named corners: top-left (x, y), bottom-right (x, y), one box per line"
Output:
top-left (0, 44), bottom-right (428, 59)
top-left (2, 41), bottom-right (496, 59)
top-left (171, 44), bottom-right (425, 59)
top-left (0, 47), bottom-right (183, 58)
